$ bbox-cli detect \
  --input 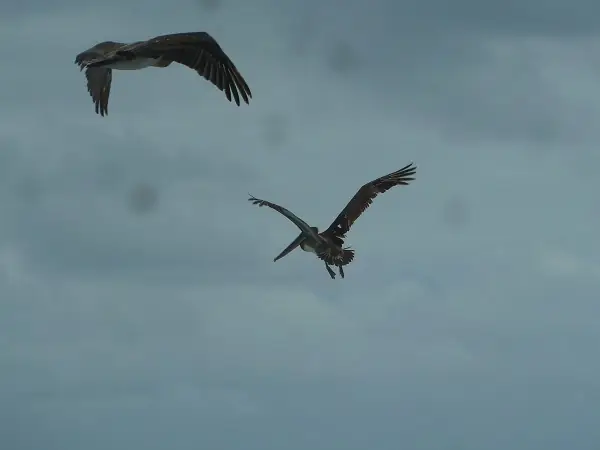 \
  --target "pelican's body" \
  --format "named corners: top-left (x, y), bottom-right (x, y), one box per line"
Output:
top-left (249, 163), bottom-right (417, 279)
top-left (74, 32), bottom-right (252, 116)
top-left (104, 57), bottom-right (160, 70)
top-left (300, 239), bottom-right (318, 253)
